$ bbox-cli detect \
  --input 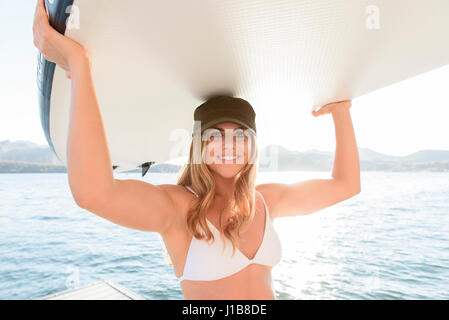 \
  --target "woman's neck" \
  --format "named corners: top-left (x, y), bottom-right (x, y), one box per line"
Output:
top-left (211, 173), bottom-right (235, 198)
